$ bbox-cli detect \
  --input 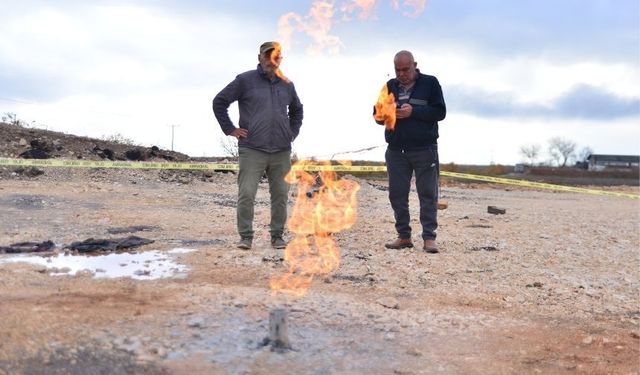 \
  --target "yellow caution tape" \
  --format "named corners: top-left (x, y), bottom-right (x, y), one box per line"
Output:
top-left (440, 171), bottom-right (638, 199)
top-left (0, 158), bottom-right (387, 172)
top-left (1, 157), bottom-right (637, 199)
top-left (0, 157), bottom-right (232, 171)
